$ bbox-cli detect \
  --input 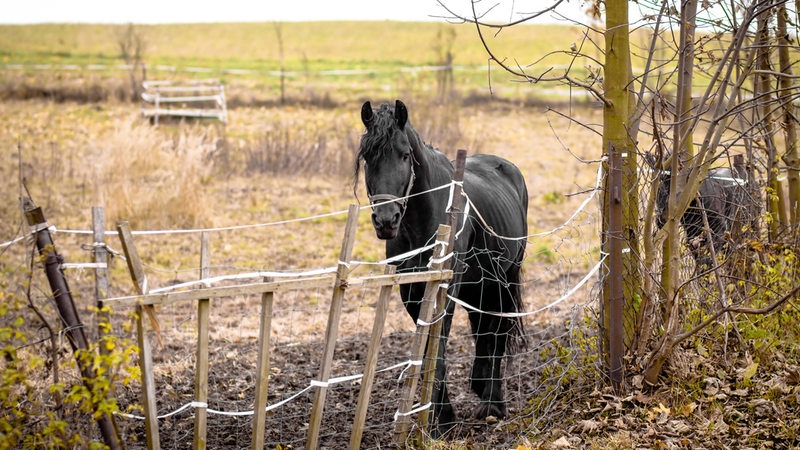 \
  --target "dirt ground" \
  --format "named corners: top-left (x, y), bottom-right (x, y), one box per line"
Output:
top-left (104, 244), bottom-right (586, 449)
